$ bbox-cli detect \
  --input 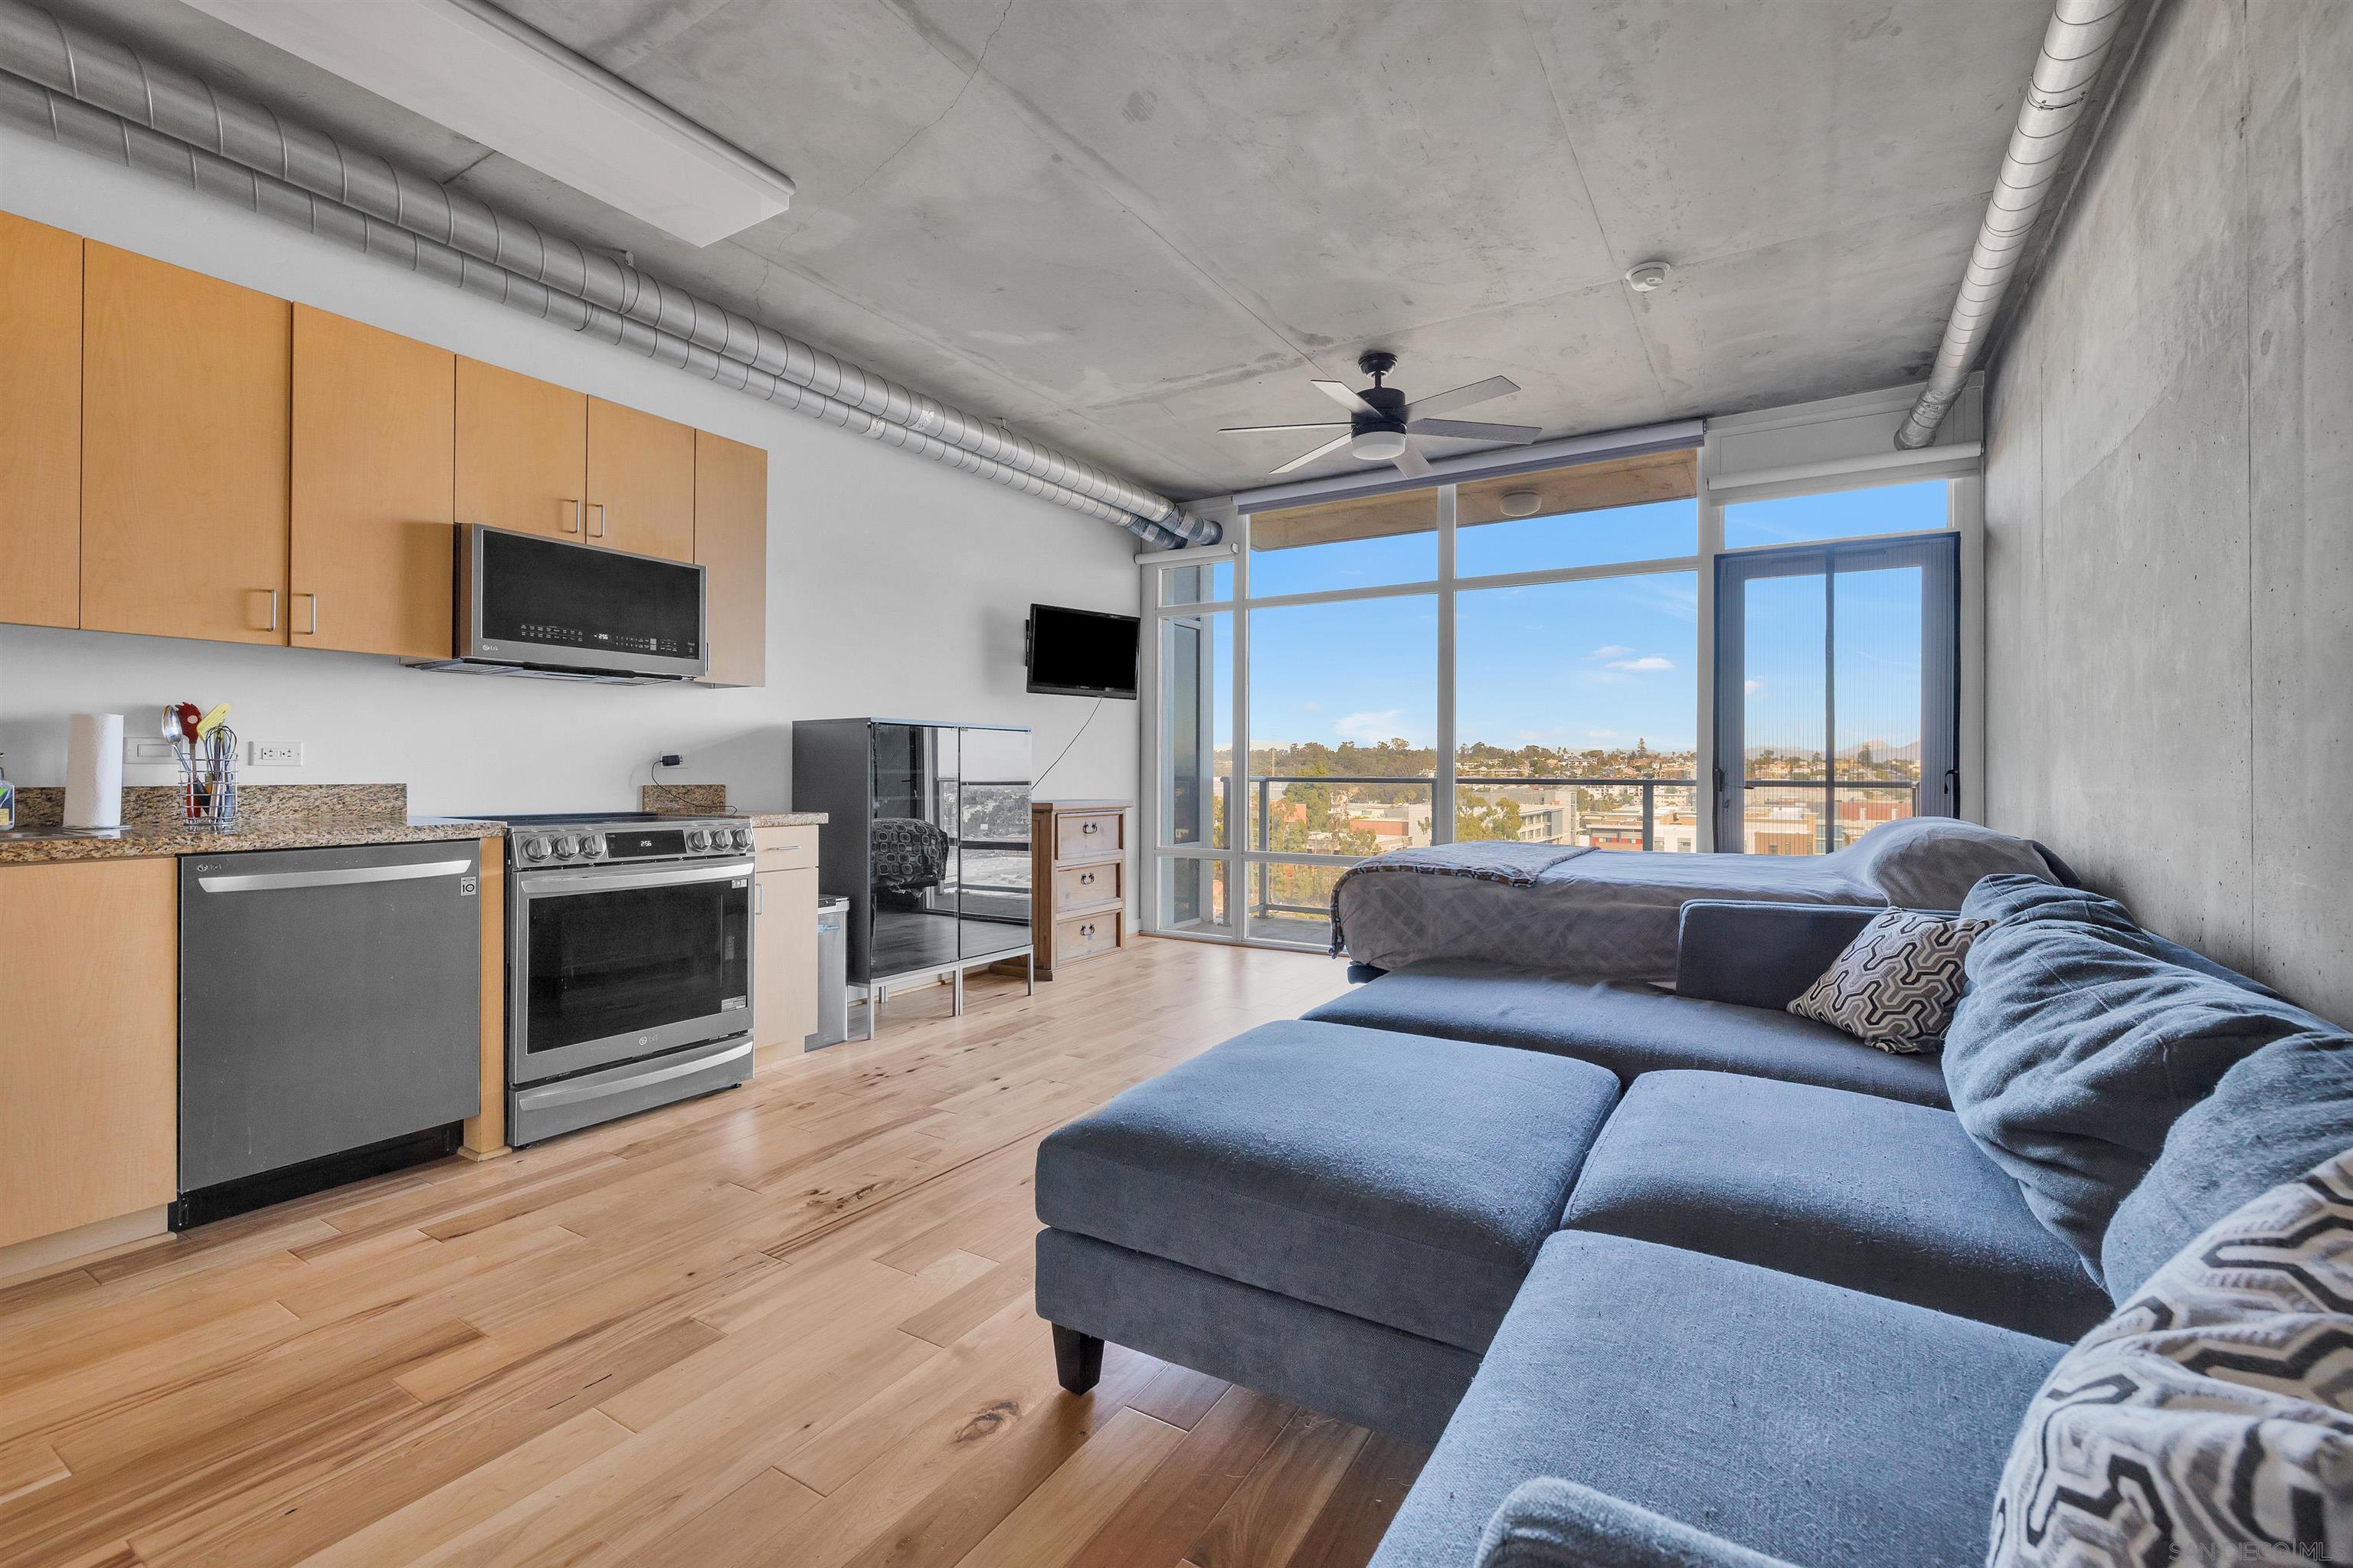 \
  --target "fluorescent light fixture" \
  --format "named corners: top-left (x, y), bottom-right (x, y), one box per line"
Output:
top-left (178, 0), bottom-right (794, 246)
